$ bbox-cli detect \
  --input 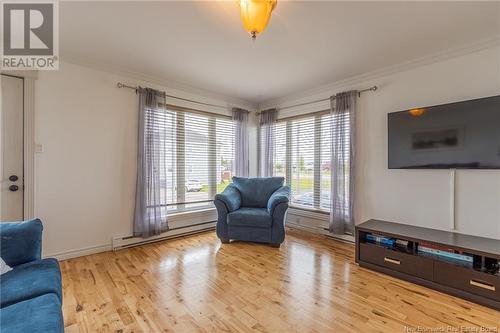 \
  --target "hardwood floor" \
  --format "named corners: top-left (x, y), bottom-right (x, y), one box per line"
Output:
top-left (61, 228), bottom-right (500, 333)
